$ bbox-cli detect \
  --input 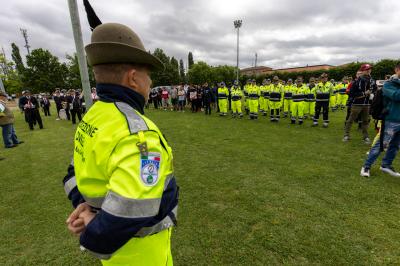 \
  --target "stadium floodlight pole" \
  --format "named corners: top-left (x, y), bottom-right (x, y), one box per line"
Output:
top-left (234, 19), bottom-right (242, 82)
top-left (67, 0), bottom-right (93, 109)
